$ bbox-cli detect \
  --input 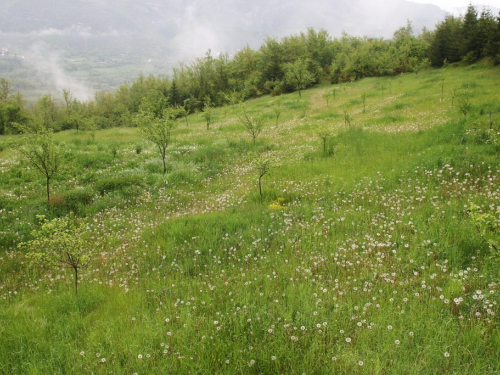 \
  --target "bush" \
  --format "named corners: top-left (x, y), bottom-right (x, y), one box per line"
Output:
top-left (0, 196), bottom-right (15, 211)
top-left (63, 189), bottom-right (94, 214)
top-left (95, 175), bottom-right (144, 196)
top-left (76, 152), bottom-right (114, 169)
top-left (144, 160), bottom-right (165, 174)
top-left (167, 170), bottom-right (194, 185)
top-left (48, 195), bottom-right (65, 209)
